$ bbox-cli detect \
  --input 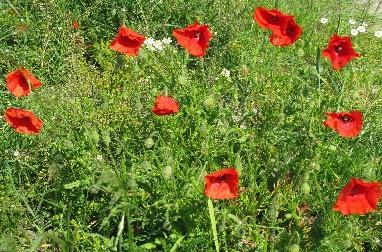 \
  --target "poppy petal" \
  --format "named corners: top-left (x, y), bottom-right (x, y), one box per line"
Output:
top-left (4, 108), bottom-right (43, 135)
top-left (110, 26), bottom-right (146, 56)
top-left (173, 21), bottom-right (211, 57)
top-left (204, 168), bottom-right (239, 200)
top-left (332, 178), bottom-right (381, 215)
top-left (6, 67), bottom-right (42, 97)
top-left (152, 96), bottom-right (180, 116)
